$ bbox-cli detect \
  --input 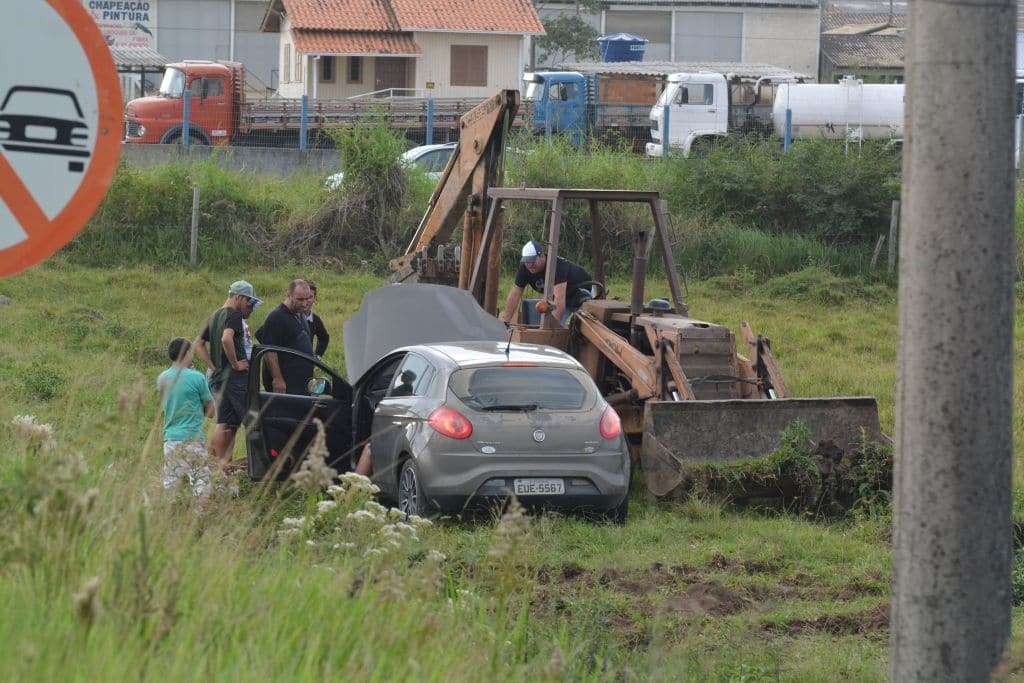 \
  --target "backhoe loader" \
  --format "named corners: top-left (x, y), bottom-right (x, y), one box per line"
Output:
top-left (389, 91), bottom-right (883, 500)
